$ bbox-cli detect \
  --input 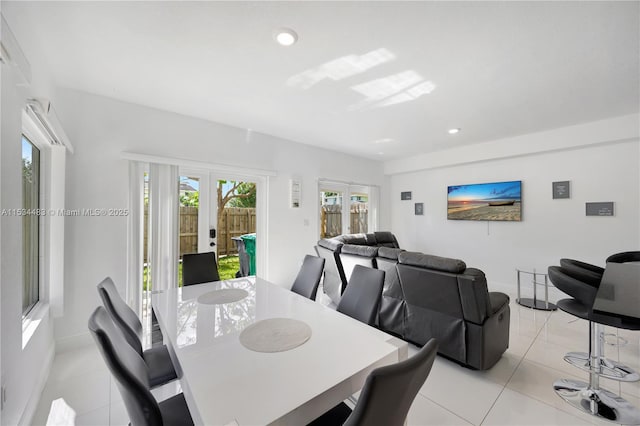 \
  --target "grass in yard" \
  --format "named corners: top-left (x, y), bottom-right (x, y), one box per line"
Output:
top-left (143, 255), bottom-right (241, 291)
top-left (218, 255), bottom-right (240, 281)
